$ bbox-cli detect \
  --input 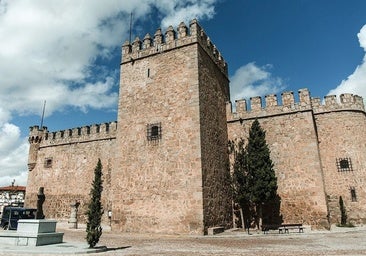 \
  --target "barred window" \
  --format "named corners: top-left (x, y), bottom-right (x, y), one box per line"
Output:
top-left (44, 157), bottom-right (53, 168)
top-left (336, 158), bottom-right (353, 172)
top-left (350, 186), bottom-right (357, 202)
top-left (147, 122), bottom-right (162, 142)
